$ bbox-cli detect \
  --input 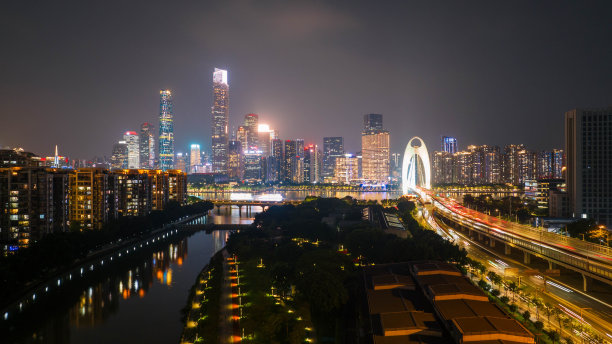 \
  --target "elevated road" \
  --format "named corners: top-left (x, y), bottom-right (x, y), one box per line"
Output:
top-left (416, 187), bottom-right (612, 291)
